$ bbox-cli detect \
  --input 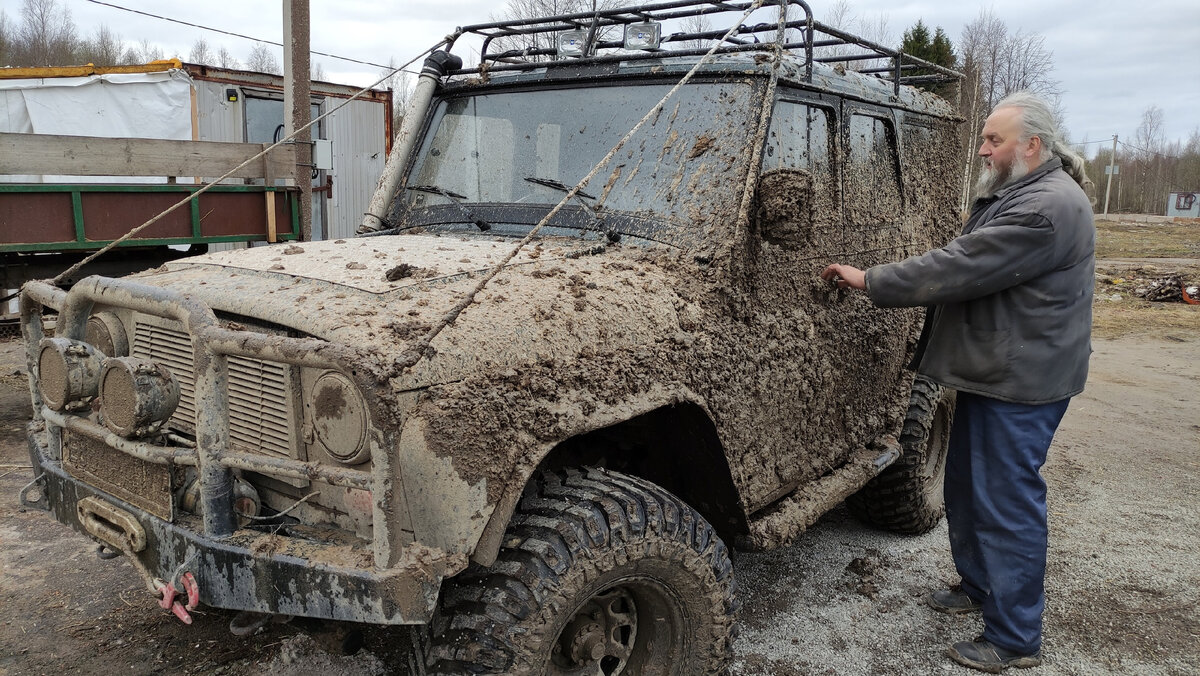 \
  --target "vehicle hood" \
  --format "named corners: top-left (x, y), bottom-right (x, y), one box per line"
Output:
top-left (137, 235), bottom-right (698, 391)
